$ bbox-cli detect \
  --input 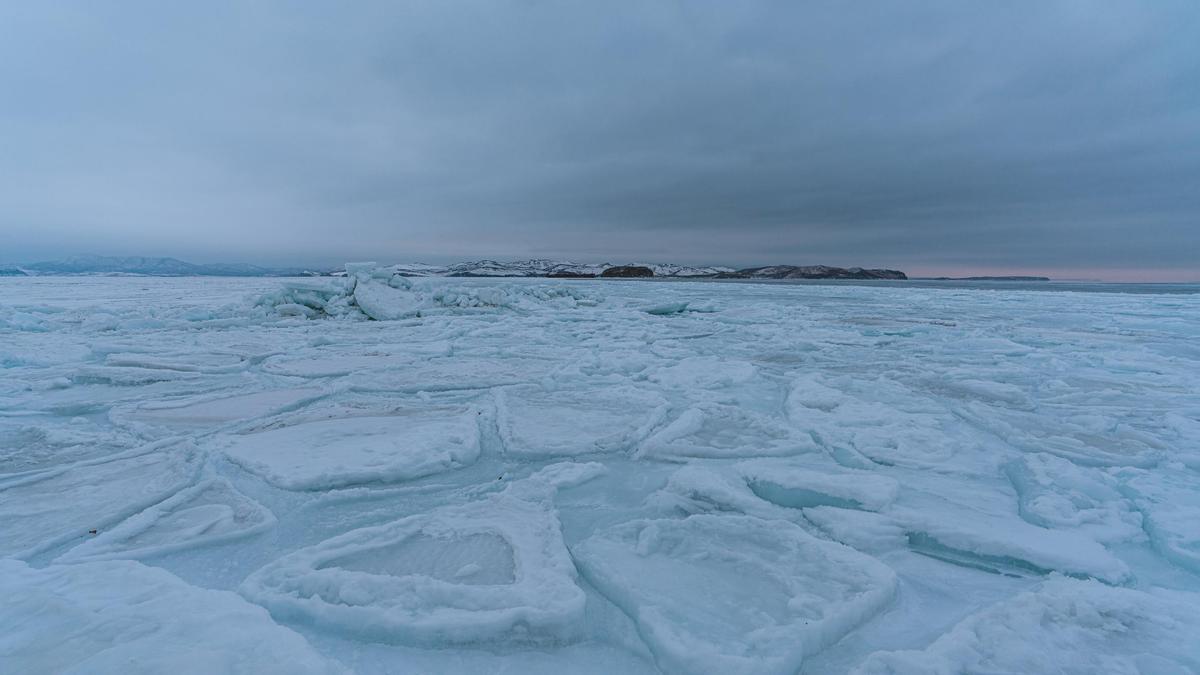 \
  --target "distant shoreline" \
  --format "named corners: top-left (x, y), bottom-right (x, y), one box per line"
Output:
top-left (912, 276), bottom-right (1050, 282)
top-left (3, 274), bottom-right (1197, 294)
